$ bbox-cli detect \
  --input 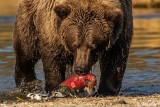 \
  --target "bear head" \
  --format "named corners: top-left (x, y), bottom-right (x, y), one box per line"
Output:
top-left (54, 1), bottom-right (124, 74)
